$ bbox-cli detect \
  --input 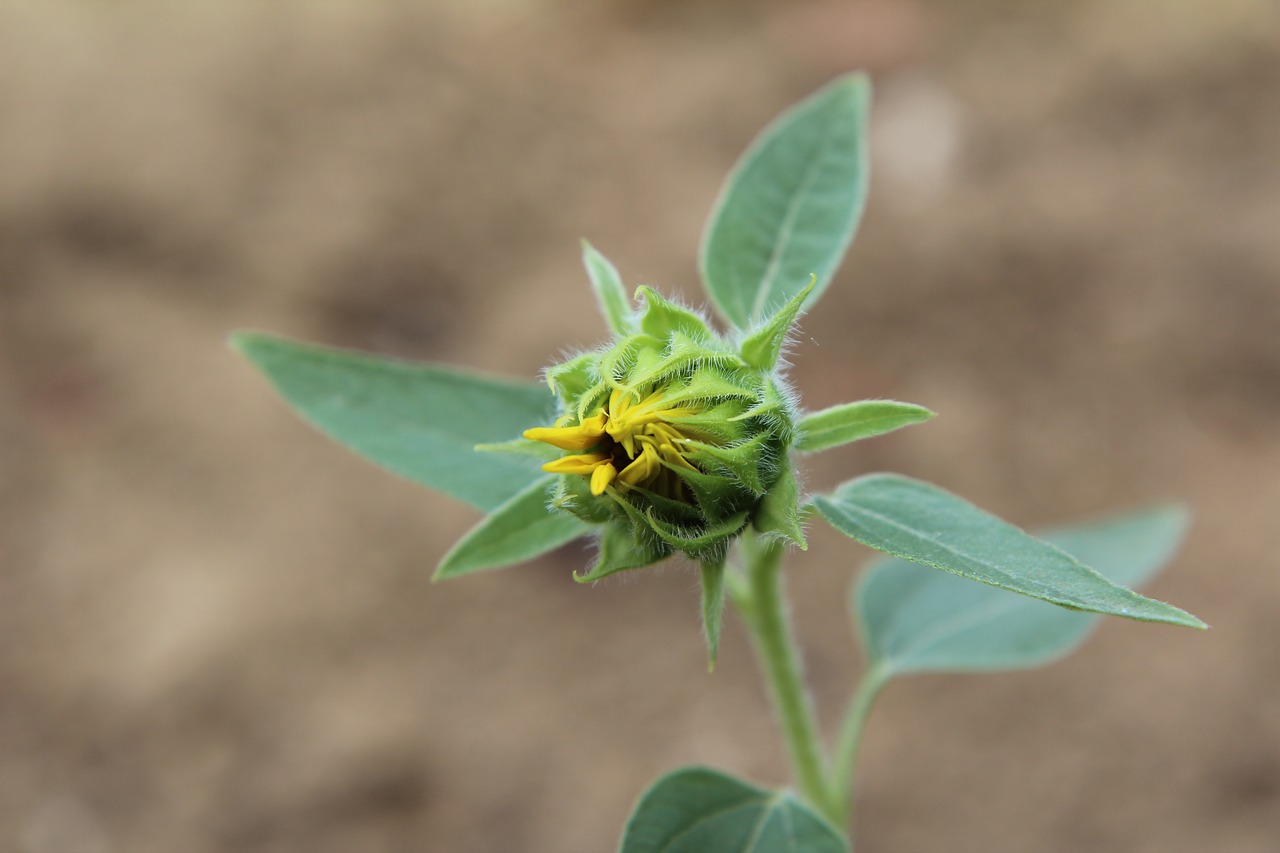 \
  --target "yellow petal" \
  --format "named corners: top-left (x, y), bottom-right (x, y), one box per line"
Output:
top-left (542, 452), bottom-right (611, 475)
top-left (617, 444), bottom-right (661, 489)
top-left (590, 463), bottom-right (618, 495)
top-left (523, 413), bottom-right (607, 451)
